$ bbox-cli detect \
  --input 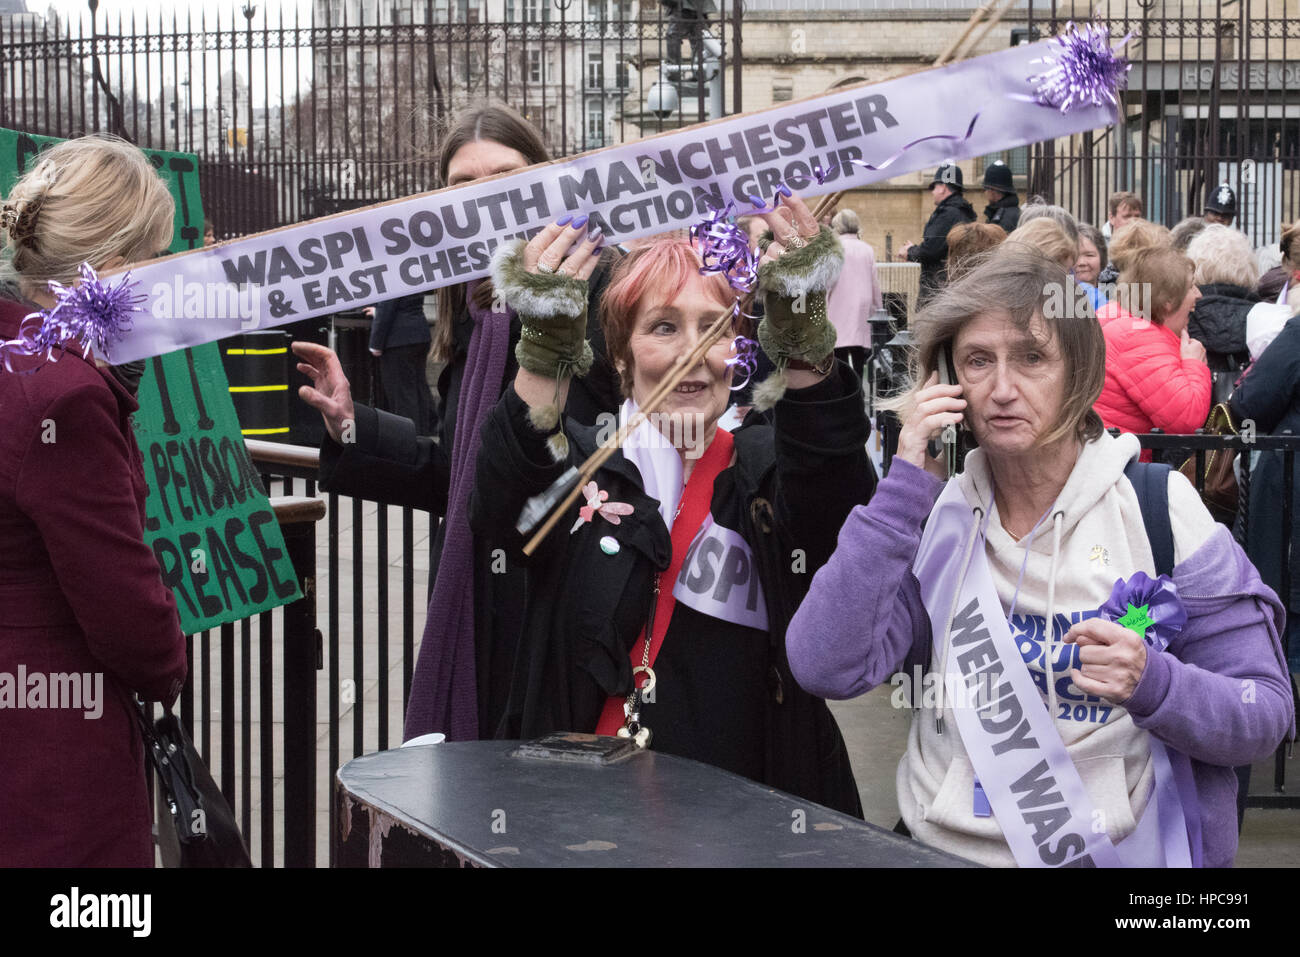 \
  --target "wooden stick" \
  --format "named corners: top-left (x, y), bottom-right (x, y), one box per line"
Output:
top-left (935, 1), bottom-right (992, 67)
top-left (954, 0), bottom-right (1017, 63)
top-left (812, 189), bottom-right (847, 221)
top-left (521, 305), bottom-right (736, 556)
